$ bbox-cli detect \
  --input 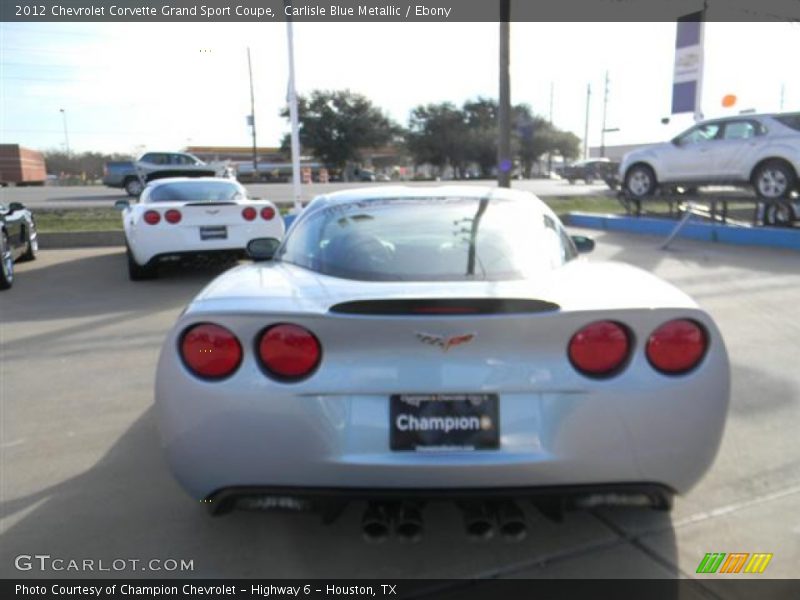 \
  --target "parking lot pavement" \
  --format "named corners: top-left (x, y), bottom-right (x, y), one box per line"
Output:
top-left (1, 179), bottom-right (611, 208)
top-left (1, 233), bottom-right (798, 588)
